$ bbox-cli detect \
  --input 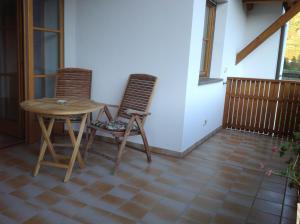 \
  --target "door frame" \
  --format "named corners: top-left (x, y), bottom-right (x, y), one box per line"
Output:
top-left (23, 0), bottom-right (64, 143)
